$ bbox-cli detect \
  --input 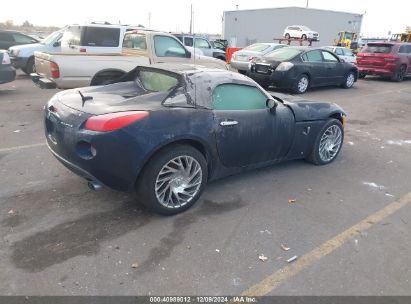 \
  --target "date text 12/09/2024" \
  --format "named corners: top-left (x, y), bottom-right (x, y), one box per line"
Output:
top-left (149, 296), bottom-right (257, 303)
